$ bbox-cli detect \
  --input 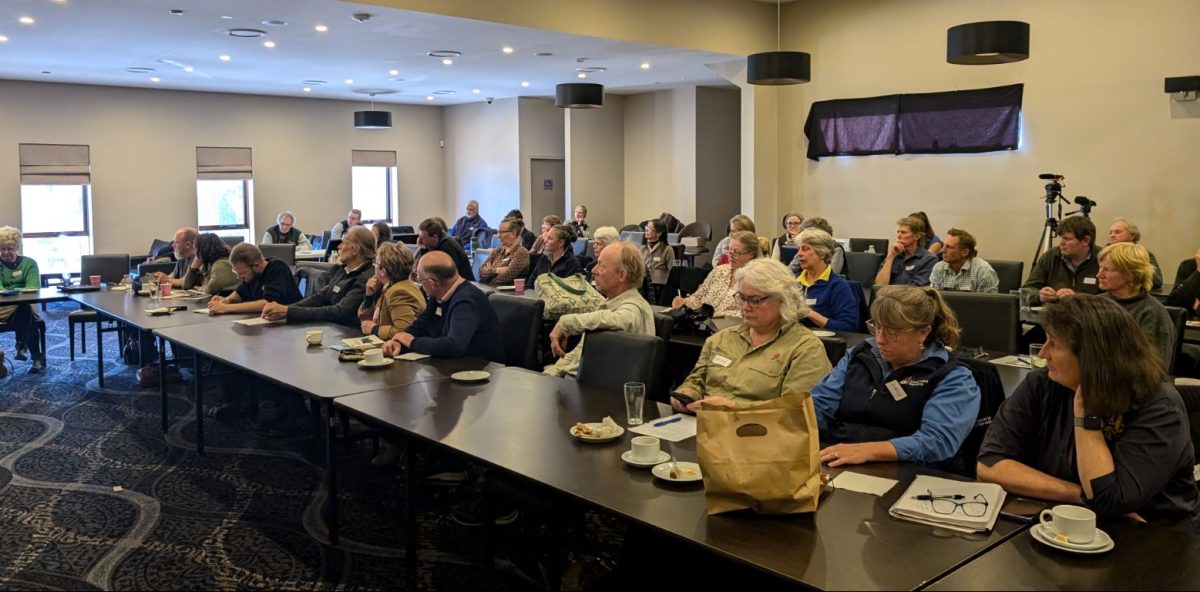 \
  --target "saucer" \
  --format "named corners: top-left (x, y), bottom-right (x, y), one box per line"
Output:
top-left (570, 423), bottom-right (624, 444)
top-left (357, 358), bottom-right (395, 369)
top-left (651, 461), bottom-right (702, 483)
top-left (451, 370), bottom-right (491, 383)
top-left (812, 330), bottom-right (836, 338)
top-left (1031, 524), bottom-right (1114, 554)
top-left (621, 450), bottom-right (671, 468)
